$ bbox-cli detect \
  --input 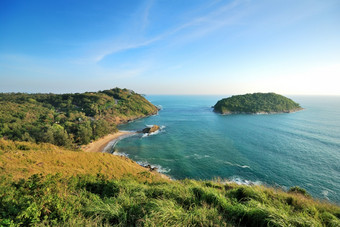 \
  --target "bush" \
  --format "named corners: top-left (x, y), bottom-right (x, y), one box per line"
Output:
top-left (288, 186), bottom-right (311, 197)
